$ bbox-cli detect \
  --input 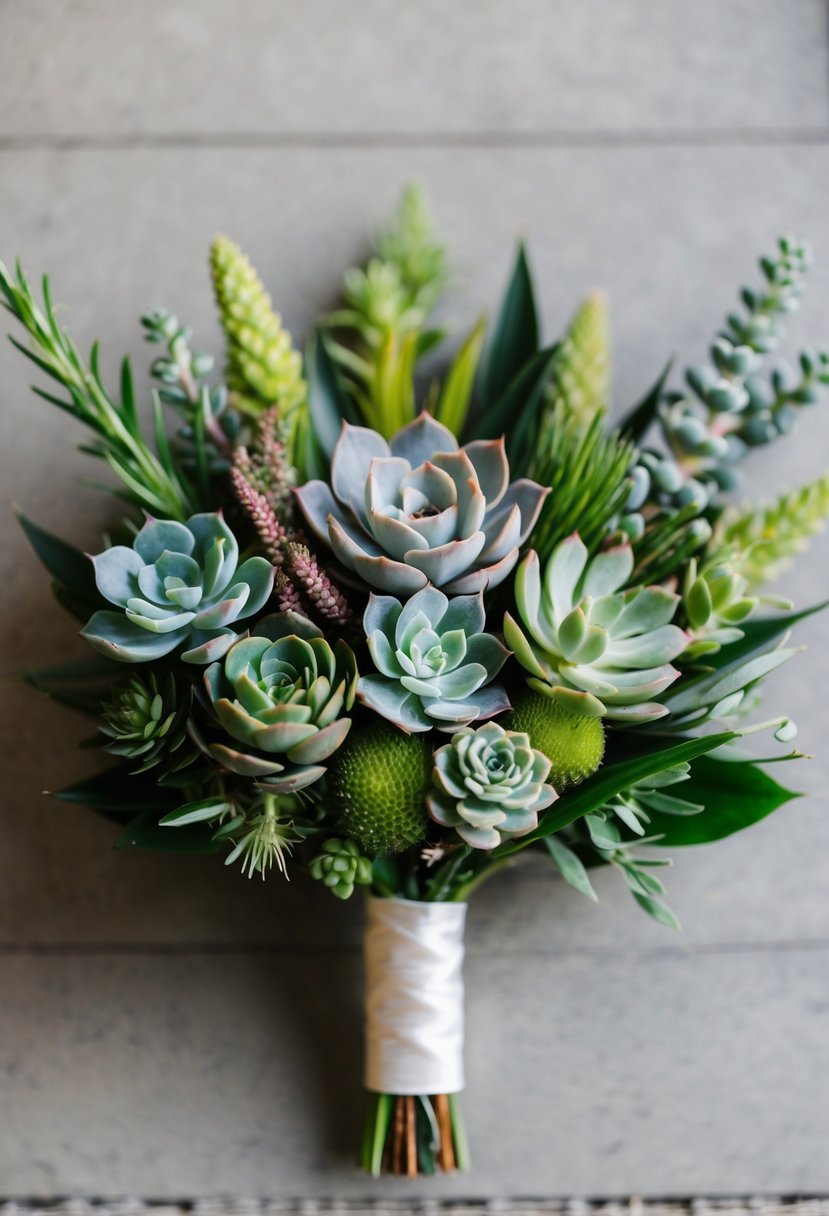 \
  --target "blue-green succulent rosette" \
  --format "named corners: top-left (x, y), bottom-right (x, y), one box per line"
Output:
top-left (82, 512), bottom-right (274, 664)
top-left (295, 412), bottom-right (548, 596)
top-left (358, 584), bottom-right (510, 733)
top-left (427, 721), bottom-right (558, 849)
top-left (201, 611), bottom-right (358, 792)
